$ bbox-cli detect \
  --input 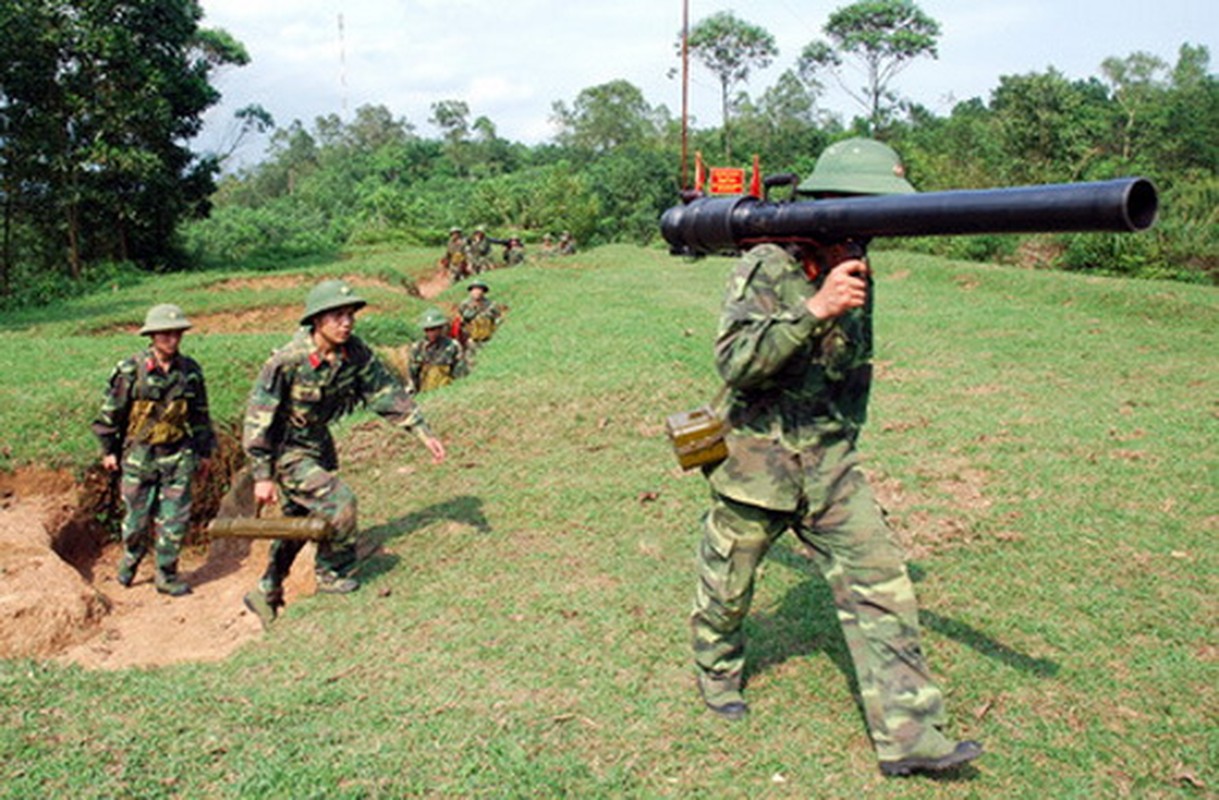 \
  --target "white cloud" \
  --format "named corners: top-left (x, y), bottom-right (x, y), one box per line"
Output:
top-left (196, 0), bottom-right (1219, 165)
